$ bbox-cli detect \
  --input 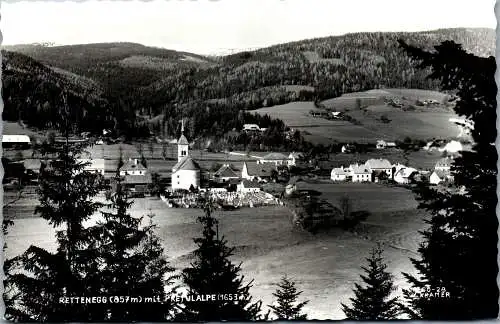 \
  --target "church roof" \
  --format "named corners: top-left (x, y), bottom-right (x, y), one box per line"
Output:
top-left (178, 134), bottom-right (189, 145)
top-left (173, 156), bottom-right (201, 172)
